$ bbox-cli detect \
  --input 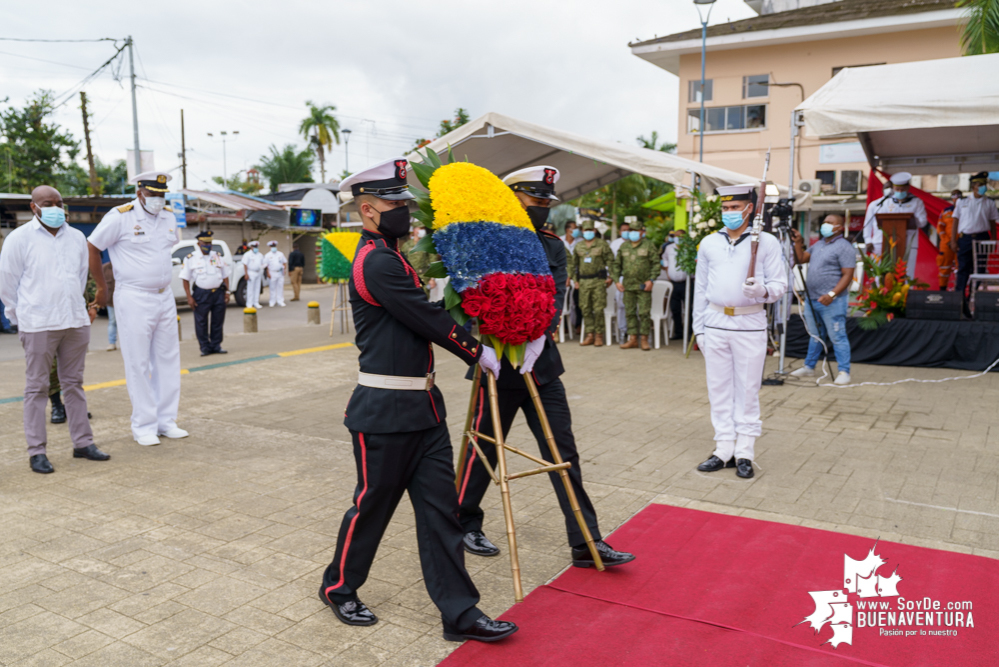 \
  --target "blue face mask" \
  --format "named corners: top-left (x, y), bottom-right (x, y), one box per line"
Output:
top-left (270, 247), bottom-right (277, 253)
top-left (892, 189), bottom-right (907, 202)
top-left (626, 231), bottom-right (641, 242)
top-left (820, 223), bottom-right (835, 238)
top-left (978, 185), bottom-right (988, 196)
top-left (582, 230), bottom-right (595, 241)
top-left (571, 228), bottom-right (581, 239)
top-left (721, 210), bottom-right (745, 230)
top-left (252, 248), bottom-right (259, 253)
top-left (38, 206), bottom-right (65, 228)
